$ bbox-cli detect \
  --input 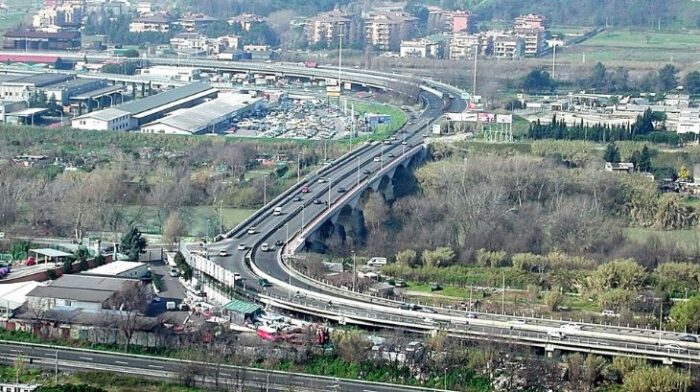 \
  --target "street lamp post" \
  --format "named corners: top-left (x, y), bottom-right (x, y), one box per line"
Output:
top-left (285, 223), bottom-right (290, 245)
top-left (352, 250), bottom-right (357, 292)
top-left (301, 205), bottom-right (305, 234)
top-left (356, 157), bottom-right (360, 186)
top-left (328, 178), bottom-right (332, 206)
